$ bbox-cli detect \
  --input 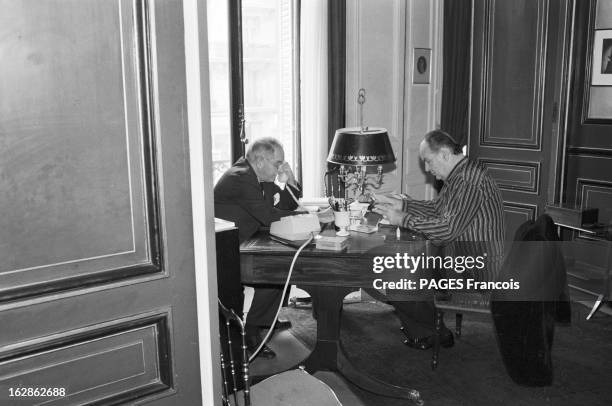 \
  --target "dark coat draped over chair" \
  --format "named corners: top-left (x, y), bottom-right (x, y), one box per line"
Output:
top-left (491, 214), bottom-right (571, 386)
